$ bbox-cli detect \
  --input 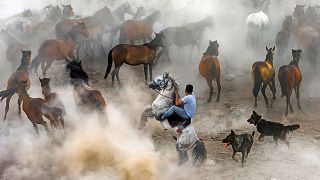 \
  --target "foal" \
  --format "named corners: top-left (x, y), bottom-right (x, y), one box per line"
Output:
top-left (0, 50), bottom-right (31, 120)
top-left (39, 77), bottom-right (66, 128)
top-left (278, 49), bottom-right (302, 116)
